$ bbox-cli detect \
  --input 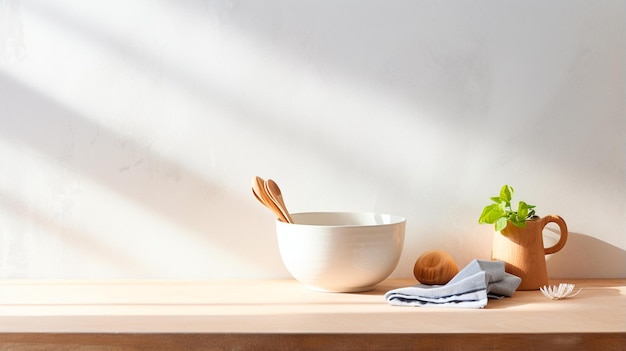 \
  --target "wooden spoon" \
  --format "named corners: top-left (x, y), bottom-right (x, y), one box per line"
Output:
top-left (264, 178), bottom-right (294, 223)
top-left (251, 176), bottom-right (289, 222)
top-left (251, 188), bottom-right (266, 207)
